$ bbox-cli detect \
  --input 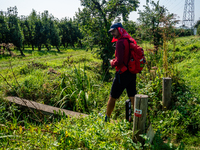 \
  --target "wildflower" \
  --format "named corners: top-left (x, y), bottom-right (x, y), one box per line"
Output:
top-left (19, 126), bottom-right (22, 134)
top-left (46, 125), bottom-right (49, 131)
top-left (30, 126), bottom-right (34, 133)
top-left (65, 131), bottom-right (69, 137)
